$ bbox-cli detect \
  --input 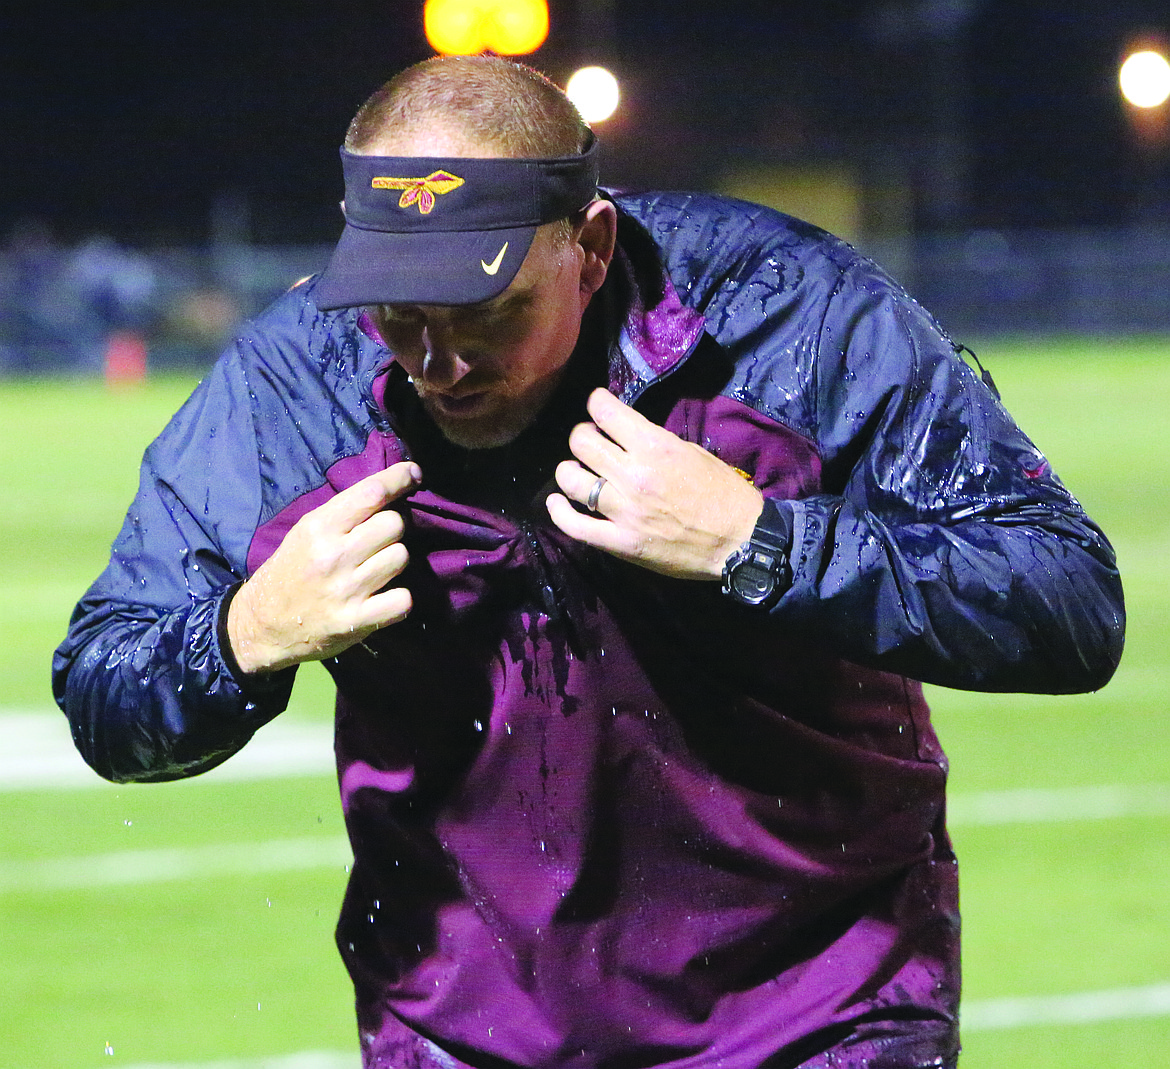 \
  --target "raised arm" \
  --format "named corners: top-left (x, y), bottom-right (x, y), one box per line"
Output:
top-left (53, 313), bottom-right (417, 782)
